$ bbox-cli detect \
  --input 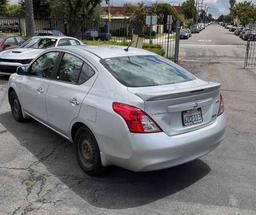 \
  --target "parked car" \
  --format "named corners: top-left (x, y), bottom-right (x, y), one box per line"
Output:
top-left (83, 30), bottom-right (112, 41)
top-left (239, 28), bottom-right (250, 39)
top-left (35, 29), bottom-right (64, 36)
top-left (0, 36), bottom-right (25, 52)
top-left (198, 23), bottom-right (205, 31)
top-left (0, 36), bottom-right (83, 75)
top-left (249, 32), bottom-right (256, 41)
top-left (229, 26), bottom-right (237, 32)
top-left (191, 24), bottom-right (200, 33)
top-left (187, 29), bottom-right (192, 37)
top-left (242, 30), bottom-right (252, 40)
top-left (180, 29), bottom-right (190, 39)
top-left (234, 27), bottom-right (243, 36)
top-left (8, 45), bottom-right (226, 176)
